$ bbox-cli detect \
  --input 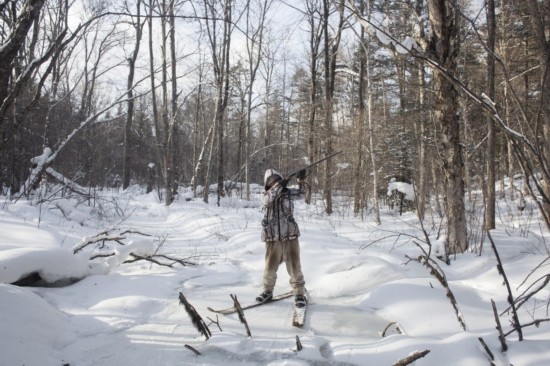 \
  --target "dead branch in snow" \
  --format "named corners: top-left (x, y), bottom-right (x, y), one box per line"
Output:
top-left (381, 321), bottom-right (403, 337)
top-left (73, 228), bottom-right (151, 254)
top-left (486, 231), bottom-right (523, 341)
top-left (207, 315), bottom-right (223, 332)
top-left (477, 337), bottom-right (495, 363)
top-left (124, 253), bottom-right (197, 267)
top-left (231, 294), bottom-right (251, 337)
top-left (179, 292), bottom-right (211, 340)
top-left (393, 349), bottom-right (430, 366)
top-left (295, 335), bottom-right (303, 352)
top-left (184, 344), bottom-right (201, 355)
top-left (491, 299), bottom-right (508, 352)
top-left (407, 243), bottom-right (468, 331)
top-left (503, 318), bottom-right (550, 337)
